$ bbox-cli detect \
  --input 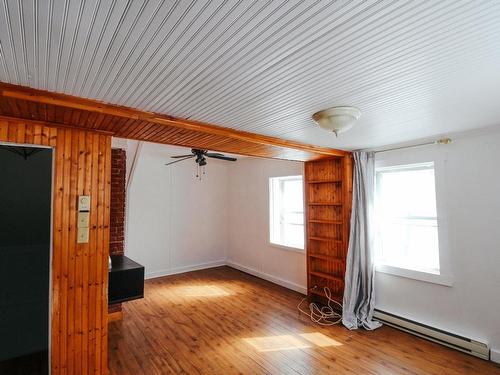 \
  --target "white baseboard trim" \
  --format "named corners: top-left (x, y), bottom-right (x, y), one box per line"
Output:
top-left (145, 259), bottom-right (227, 280)
top-left (226, 260), bottom-right (307, 295)
top-left (491, 348), bottom-right (500, 364)
top-left (143, 258), bottom-right (307, 295)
